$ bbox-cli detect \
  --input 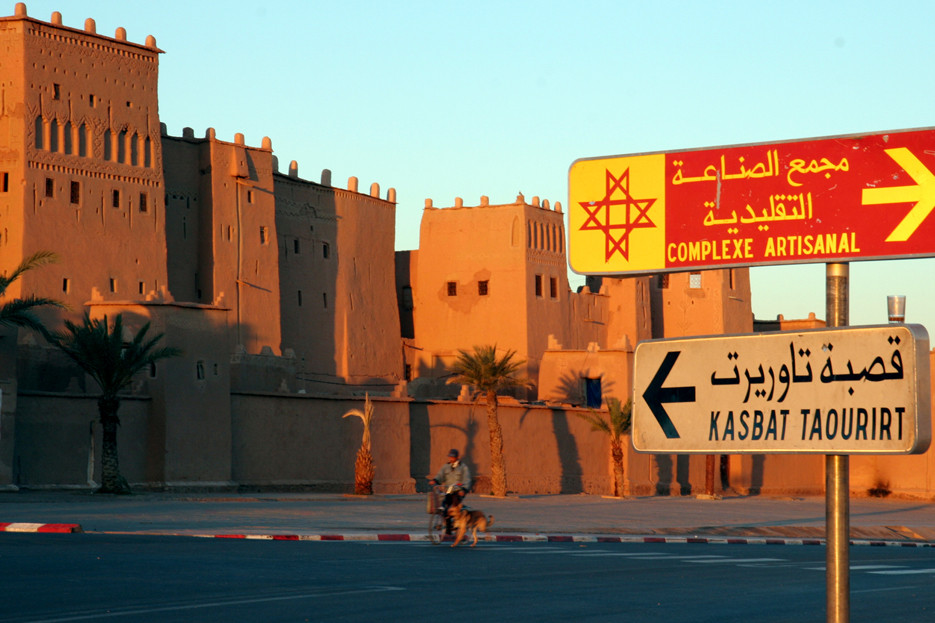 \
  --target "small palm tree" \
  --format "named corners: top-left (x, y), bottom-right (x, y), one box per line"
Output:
top-left (448, 345), bottom-right (528, 497)
top-left (0, 251), bottom-right (65, 336)
top-left (577, 397), bottom-right (632, 497)
top-left (51, 313), bottom-right (181, 494)
top-left (343, 393), bottom-right (375, 495)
